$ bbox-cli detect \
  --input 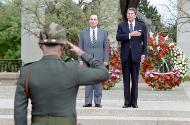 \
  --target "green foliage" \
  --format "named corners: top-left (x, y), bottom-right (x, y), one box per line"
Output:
top-left (184, 75), bottom-right (190, 81)
top-left (82, 0), bottom-right (102, 18)
top-left (138, 0), bottom-right (164, 31)
top-left (167, 23), bottom-right (177, 43)
top-left (0, 0), bottom-right (21, 59)
top-left (138, 0), bottom-right (177, 41)
top-left (46, 0), bottom-right (87, 44)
